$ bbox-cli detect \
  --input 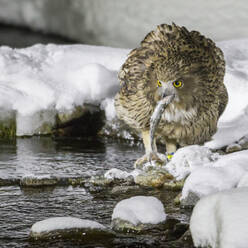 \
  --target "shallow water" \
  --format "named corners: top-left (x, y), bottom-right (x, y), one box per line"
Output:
top-left (0, 137), bottom-right (192, 248)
